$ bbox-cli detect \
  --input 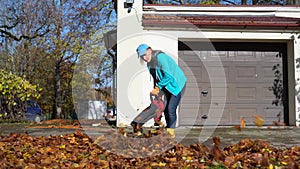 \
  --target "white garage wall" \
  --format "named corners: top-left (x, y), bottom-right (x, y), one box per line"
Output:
top-left (294, 38), bottom-right (300, 126)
